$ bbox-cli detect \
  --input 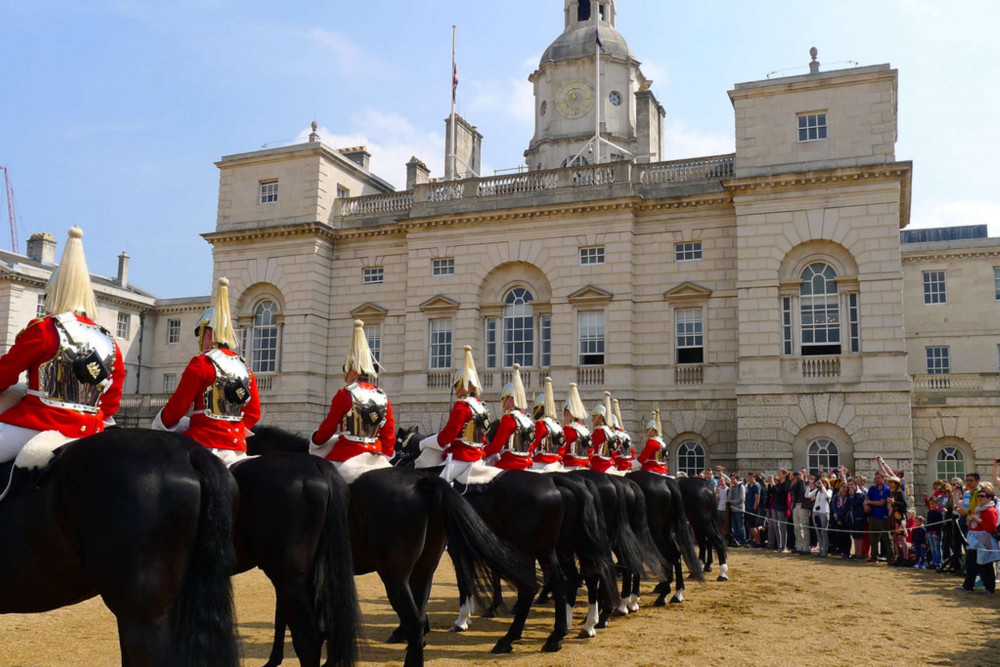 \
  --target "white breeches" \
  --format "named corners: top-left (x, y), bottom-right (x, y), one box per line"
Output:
top-left (0, 423), bottom-right (42, 465)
